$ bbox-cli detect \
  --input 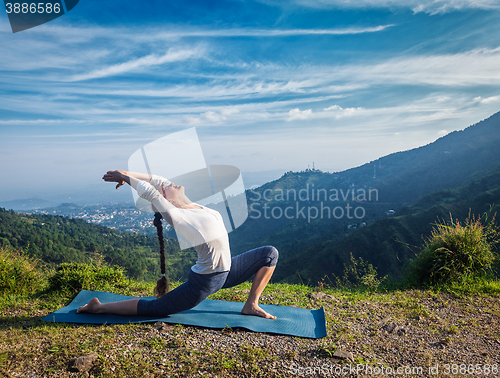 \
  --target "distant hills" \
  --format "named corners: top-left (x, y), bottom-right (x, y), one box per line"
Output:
top-left (0, 197), bottom-right (59, 211)
top-left (340, 111), bottom-right (500, 203)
